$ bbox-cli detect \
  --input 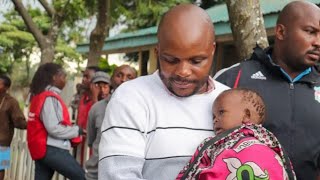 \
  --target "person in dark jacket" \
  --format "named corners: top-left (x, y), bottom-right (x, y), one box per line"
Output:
top-left (214, 1), bottom-right (320, 179)
top-left (0, 75), bottom-right (26, 180)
